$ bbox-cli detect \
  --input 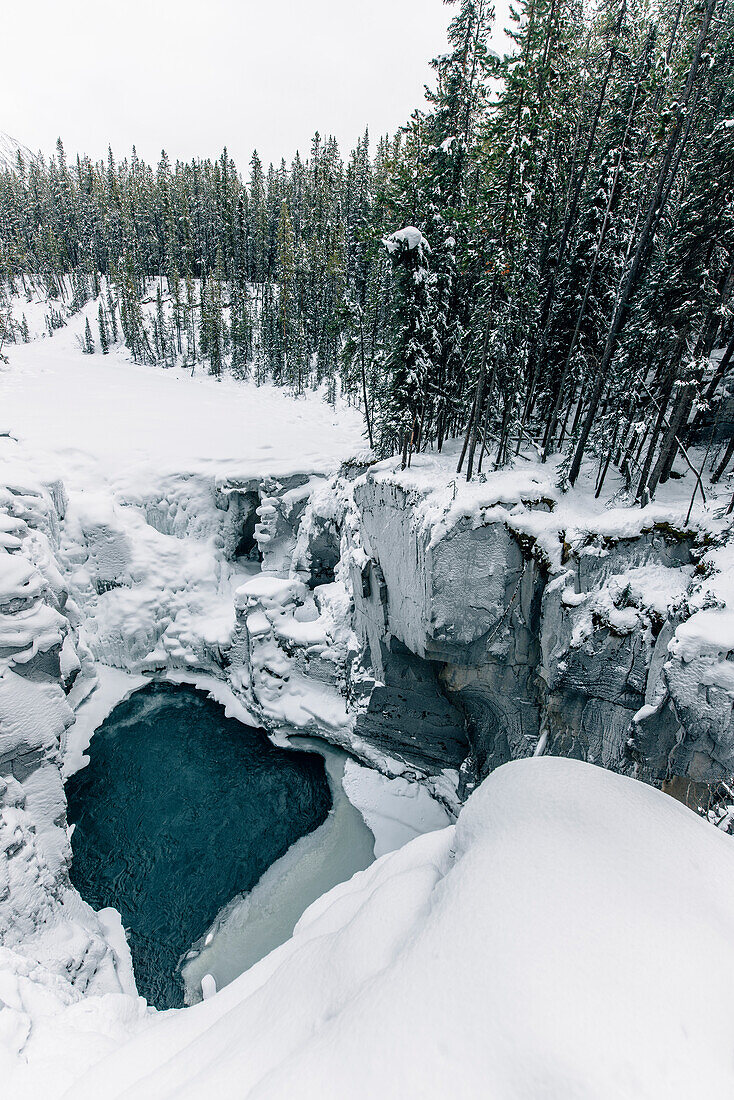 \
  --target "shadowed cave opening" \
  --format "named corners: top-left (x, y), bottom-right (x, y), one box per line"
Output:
top-left (355, 637), bottom-right (468, 771)
top-left (65, 682), bottom-right (332, 1010)
top-left (234, 490), bottom-right (262, 561)
top-left (305, 517), bottom-right (341, 589)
